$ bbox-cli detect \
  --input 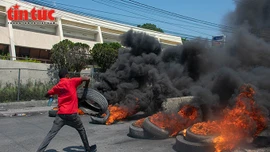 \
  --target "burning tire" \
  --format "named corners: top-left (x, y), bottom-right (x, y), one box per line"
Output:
top-left (90, 109), bottom-right (110, 124)
top-left (129, 122), bottom-right (153, 139)
top-left (174, 135), bottom-right (214, 152)
top-left (142, 117), bottom-right (170, 139)
top-left (77, 88), bottom-right (108, 114)
top-left (48, 109), bottom-right (57, 117)
top-left (185, 127), bottom-right (215, 143)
